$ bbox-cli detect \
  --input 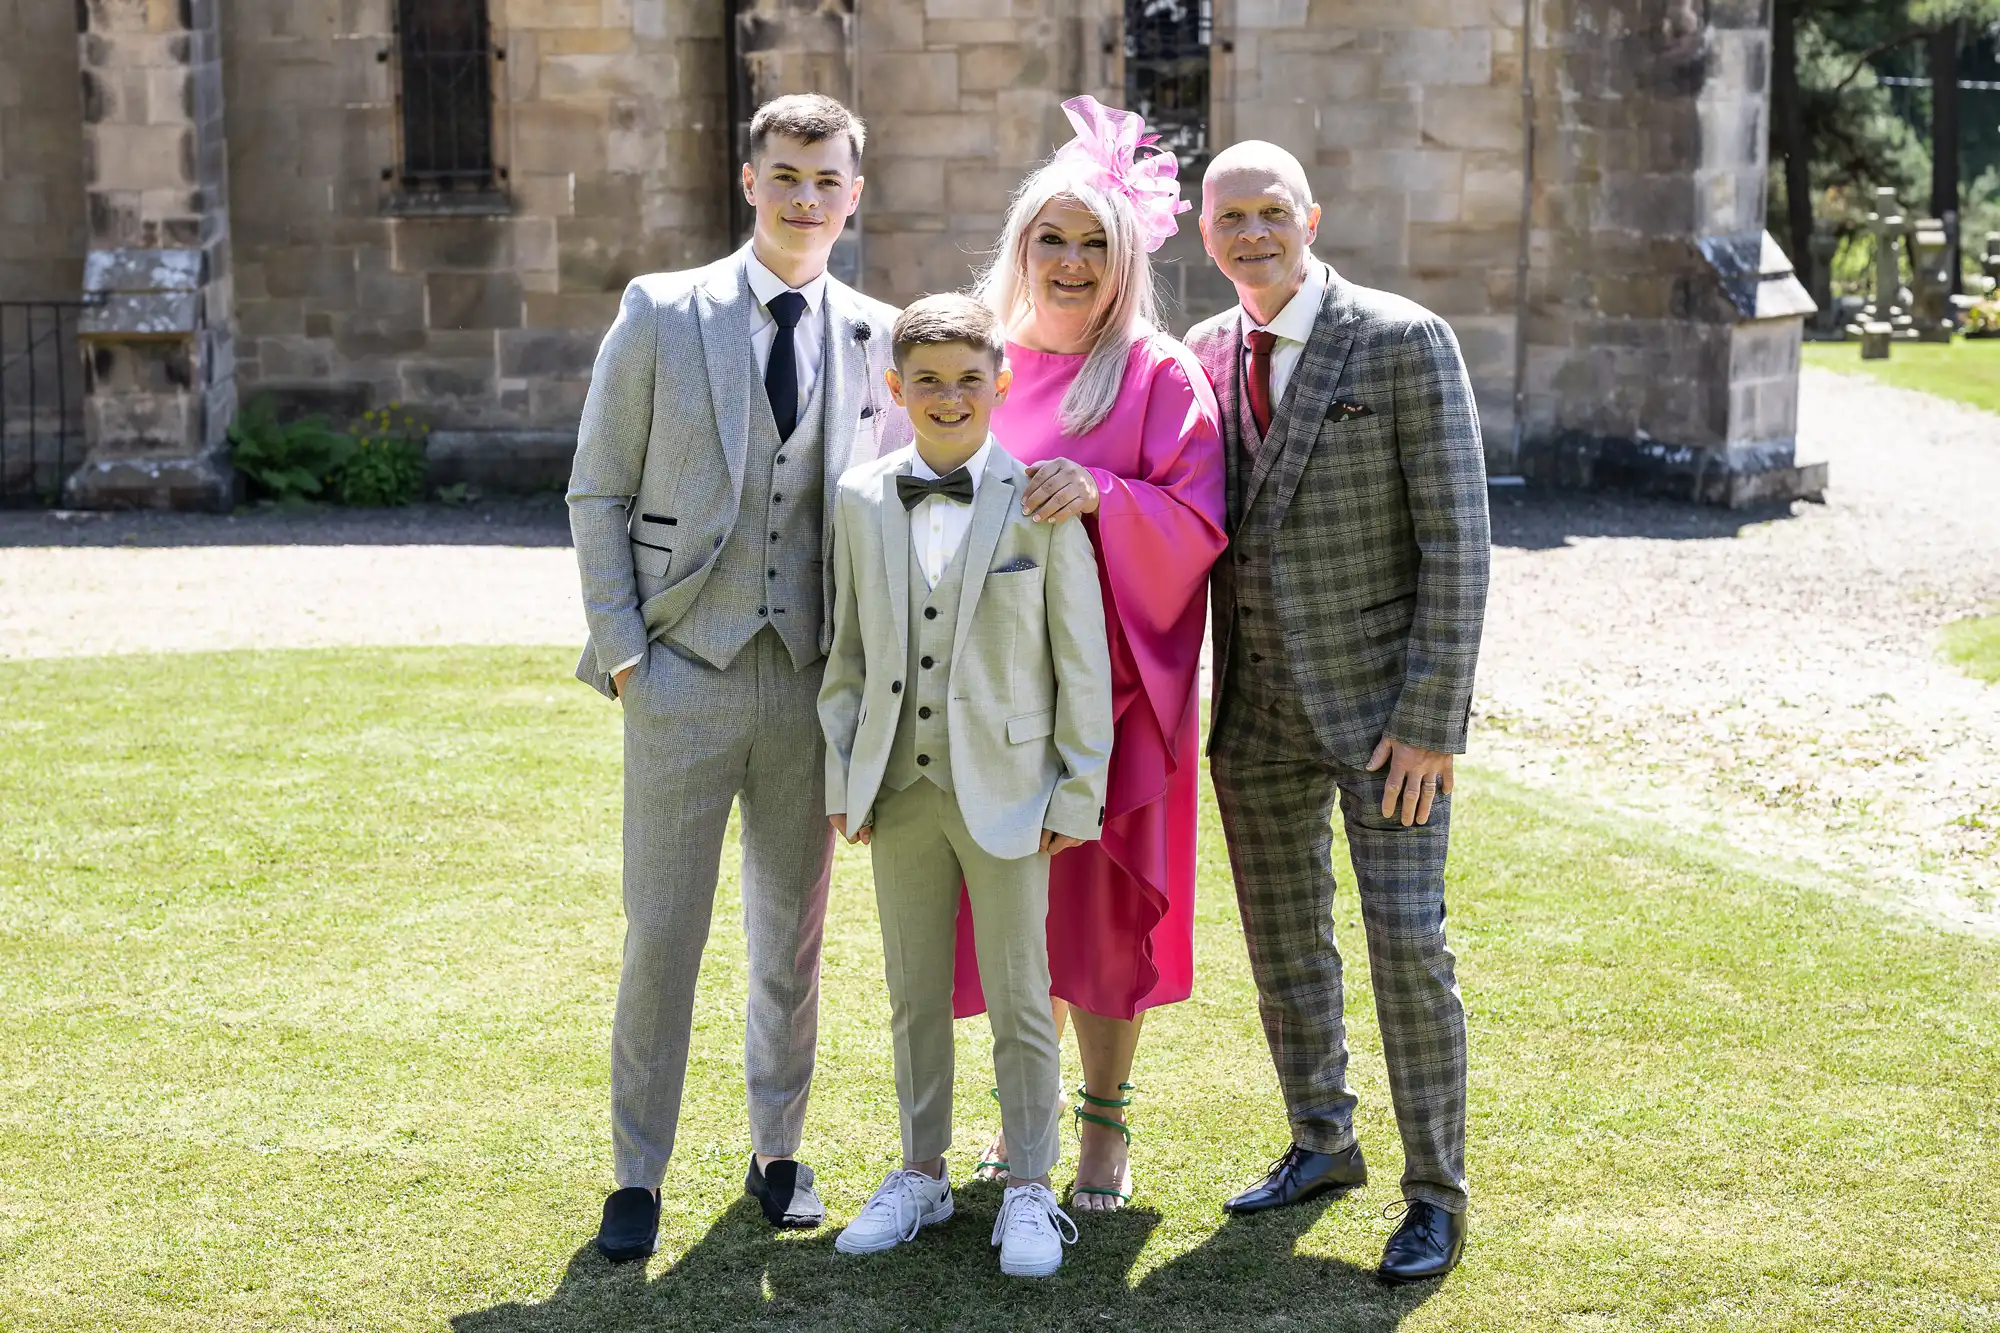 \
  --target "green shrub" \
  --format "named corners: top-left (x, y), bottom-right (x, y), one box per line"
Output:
top-left (226, 396), bottom-right (356, 502)
top-left (332, 405), bottom-right (429, 507)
